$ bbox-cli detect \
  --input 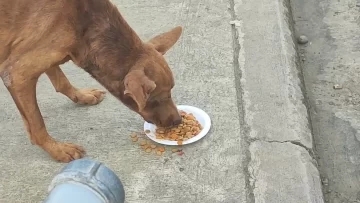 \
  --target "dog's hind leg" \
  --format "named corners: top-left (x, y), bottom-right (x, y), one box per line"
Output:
top-left (46, 66), bottom-right (106, 105)
top-left (1, 54), bottom-right (86, 163)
